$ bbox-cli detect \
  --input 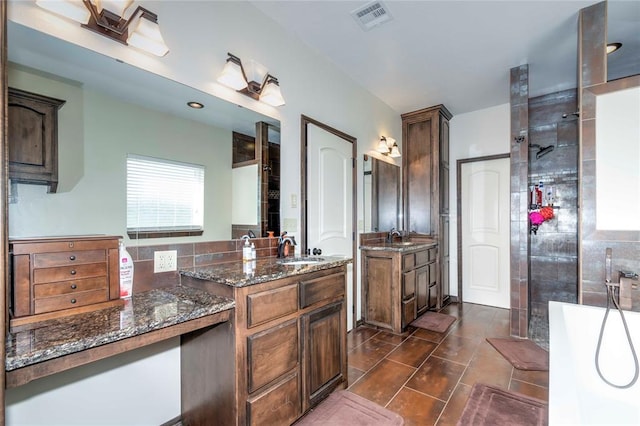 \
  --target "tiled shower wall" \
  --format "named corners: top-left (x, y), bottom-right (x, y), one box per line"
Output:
top-left (528, 89), bottom-right (579, 323)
